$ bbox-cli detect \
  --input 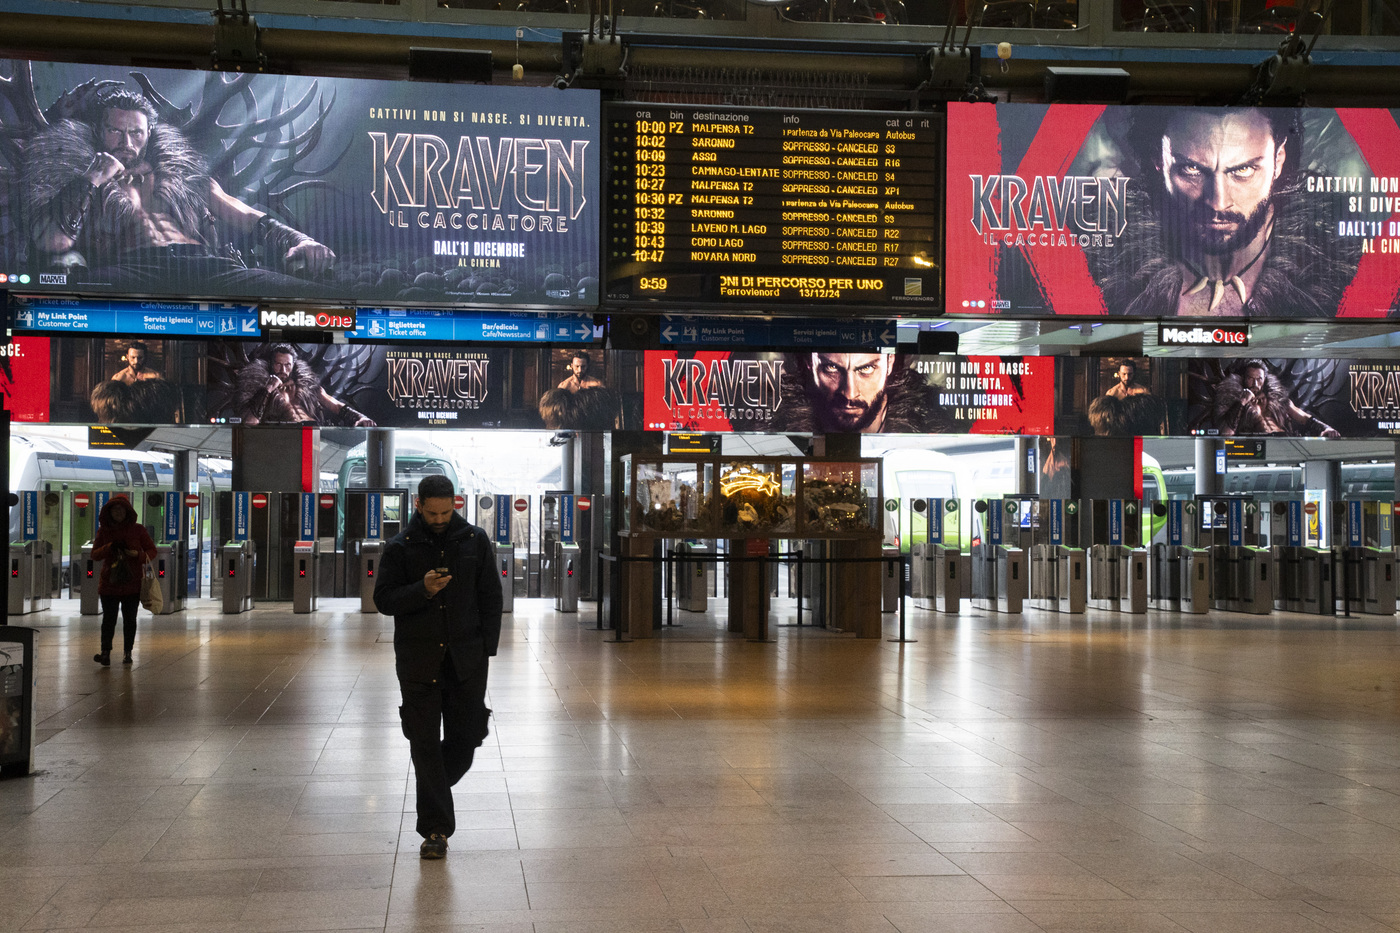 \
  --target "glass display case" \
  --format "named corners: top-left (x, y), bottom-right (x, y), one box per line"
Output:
top-left (623, 457), bottom-right (716, 536)
top-left (800, 461), bottom-right (881, 536)
top-left (622, 455), bottom-right (881, 539)
top-left (717, 459), bottom-right (797, 537)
